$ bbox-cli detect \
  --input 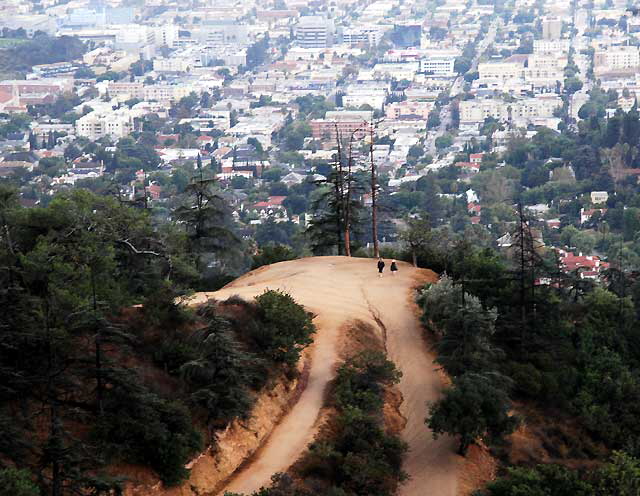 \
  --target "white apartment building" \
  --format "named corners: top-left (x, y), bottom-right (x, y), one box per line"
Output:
top-left (101, 82), bottom-right (196, 102)
top-left (528, 53), bottom-right (568, 70)
top-left (595, 46), bottom-right (640, 73)
top-left (76, 109), bottom-right (134, 141)
top-left (419, 54), bottom-right (456, 76)
top-left (193, 22), bottom-right (250, 47)
top-left (341, 26), bottom-right (387, 46)
top-left (542, 17), bottom-right (562, 40)
top-left (295, 16), bottom-right (335, 48)
top-left (372, 62), bottom-right (420, 80)
top-left (143, 84), bottom-right (195, 102)
top-left (533, 39), bottom-right (570, 53)
top-left (151, 24), bottom-right (179, 48)
top-left (153, 57), bottom-right (192, 73)
top-left (385, 101), bottom-right (433, 119)
top-left (478, 61), bottom-right (524, 80)
top-left (343, 86), bottom-right (387, 110)
top-left (460, 95), bottom-right (562, 124)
